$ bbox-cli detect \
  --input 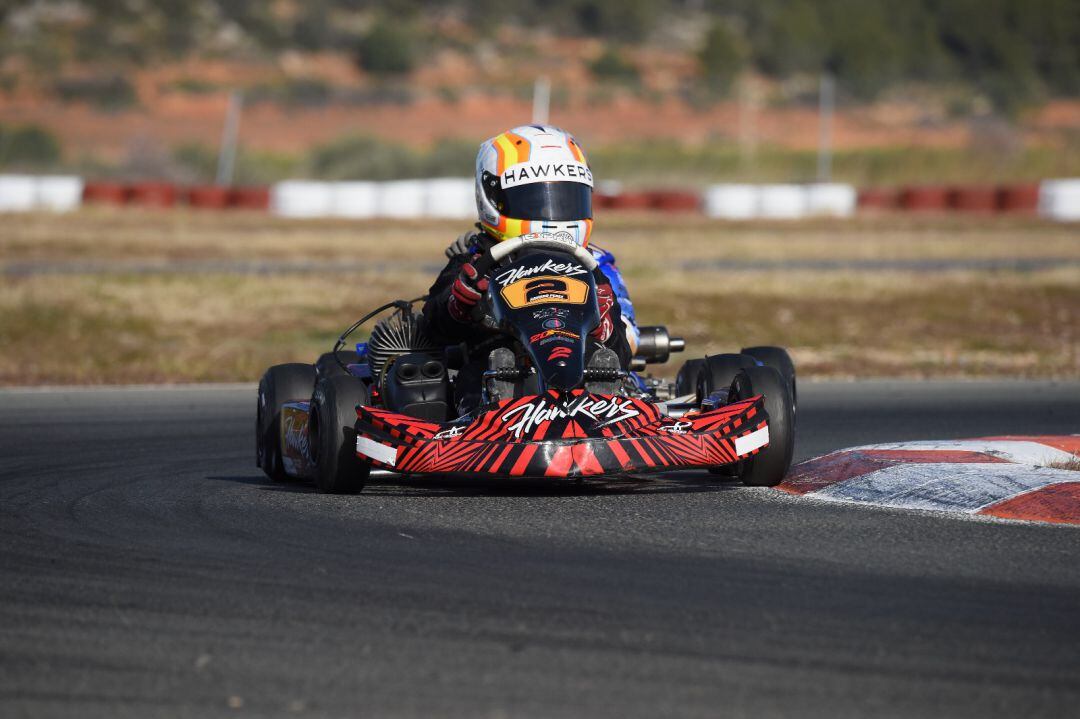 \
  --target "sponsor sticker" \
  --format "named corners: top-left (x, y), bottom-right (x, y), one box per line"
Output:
top-left (501, 161), bottom-right (593, 189)
top-left (517, 230), bottom-right (579, 248)
top-left (658, 420), bottom-right (692, 435)
top-left (532, 307), bottom-right (571, 320)
top-left (495, 259), bottom-right (588, 287)
top-left (529, 328), bottom-right (581, 344)
top-left (500, 275), bottom-right (590, 310)
top-left (499, 394), bottom-right (640, 439)
top-left (282, 409), bottom-right (310, 458)
top-left (433, 425), bottom-right (466, 440)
